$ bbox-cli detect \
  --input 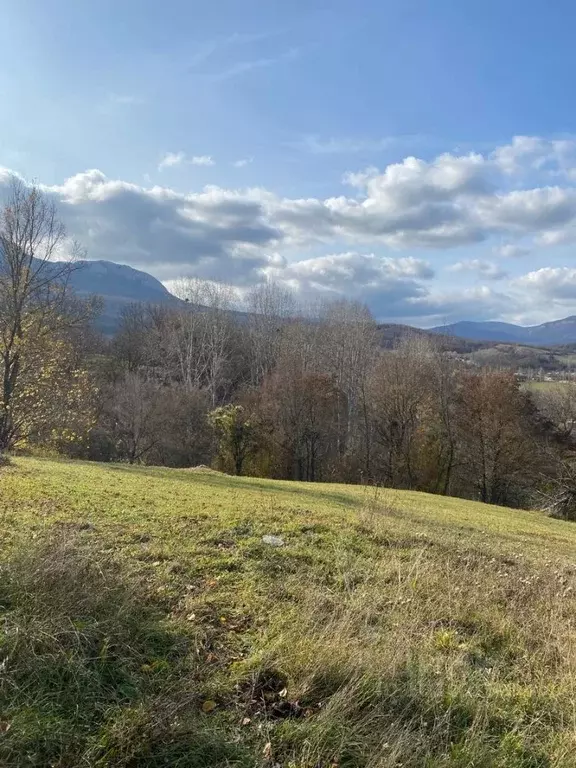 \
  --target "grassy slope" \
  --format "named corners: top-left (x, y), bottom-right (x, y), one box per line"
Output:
top-left (2, 458), bottom-right (576, 766)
